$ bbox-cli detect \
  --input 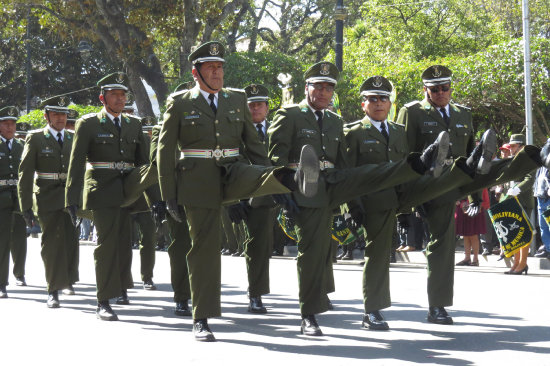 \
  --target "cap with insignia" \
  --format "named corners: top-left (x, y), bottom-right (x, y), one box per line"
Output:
top-left (141, 116), bottom-right (156, 131)
top-left (244, 84), bottom-right (269, 103)
top-left (16, 122), bottom-right (31, 135)
top-left (360, 76), bottom-right (392, 97)
top-left (422, 65), bottom-right (452, 86)
top-left (0, 106), bottom-right (19, 121)
top-left (509, 134), bottom-right (525, 145)
top-left (189, 41), bottom-right (225, 65)
top-left (304, 61), bottom-right (339, 85)
top-left (40, 95), bottom-right (71, 114)
top-left (97, 72), bottom-right (129, 92)
top-left (67, 109), bottom-right (79, 123)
